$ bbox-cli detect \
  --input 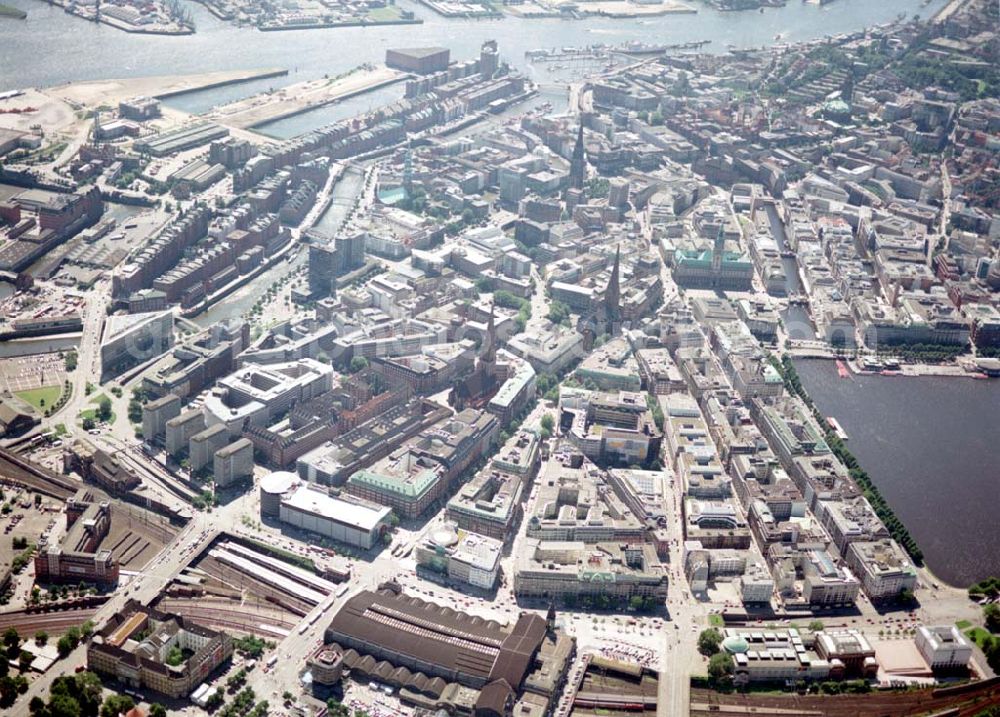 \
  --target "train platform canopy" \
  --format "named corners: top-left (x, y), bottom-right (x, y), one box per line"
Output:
top-left (326, 587), bottom-right (547, 691)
